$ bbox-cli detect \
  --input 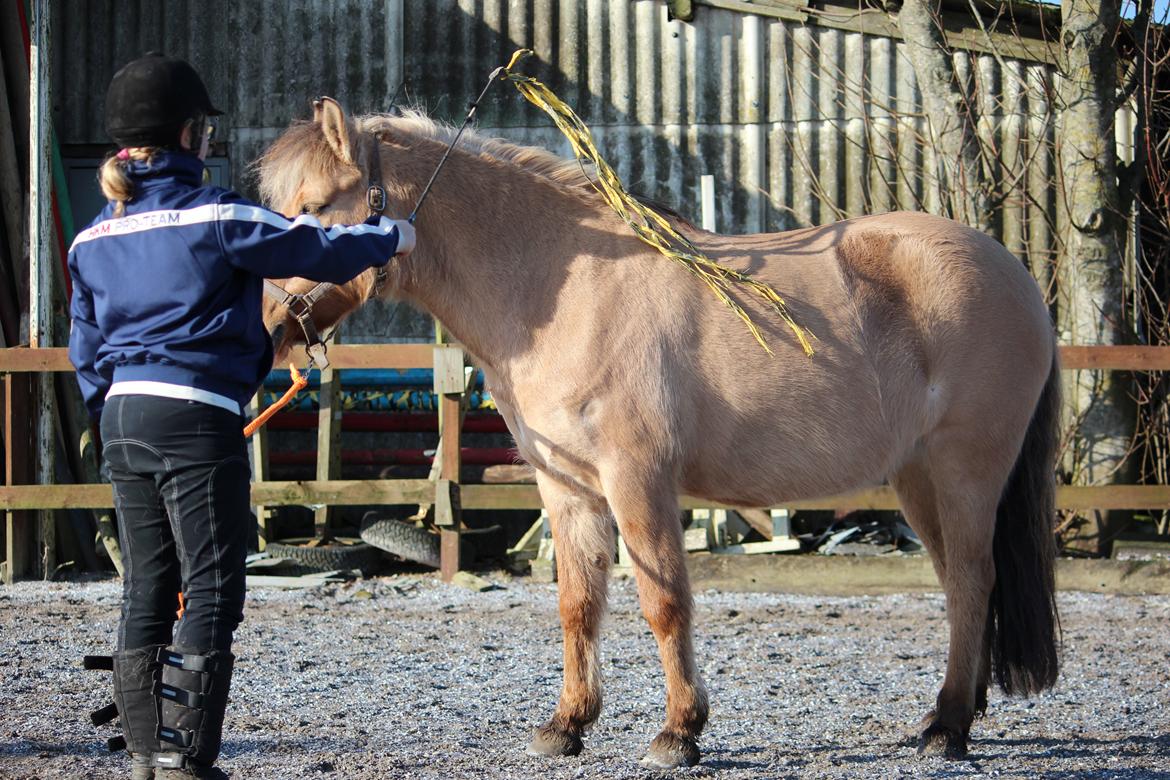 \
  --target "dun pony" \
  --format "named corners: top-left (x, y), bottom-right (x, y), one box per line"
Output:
top-left (256, 98), bottom-right (1059, 766)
